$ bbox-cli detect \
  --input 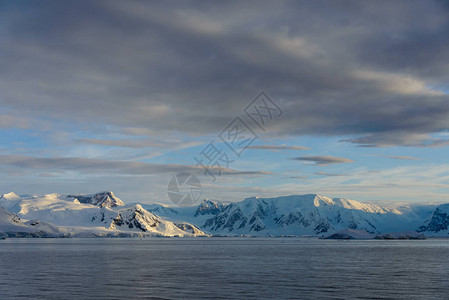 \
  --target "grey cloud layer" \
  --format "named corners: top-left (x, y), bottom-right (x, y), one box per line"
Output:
top-left (2, 1), bottom-right (449, 146)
